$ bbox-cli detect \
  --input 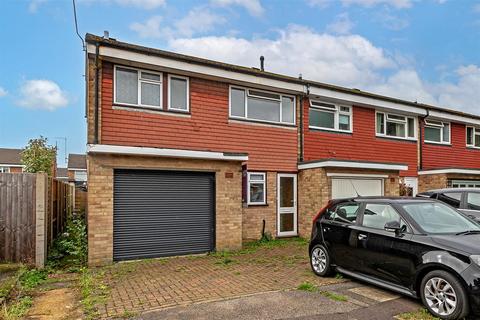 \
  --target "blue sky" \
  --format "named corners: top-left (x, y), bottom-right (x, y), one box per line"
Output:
top-left (1, 0), bottom-right (480, 165)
